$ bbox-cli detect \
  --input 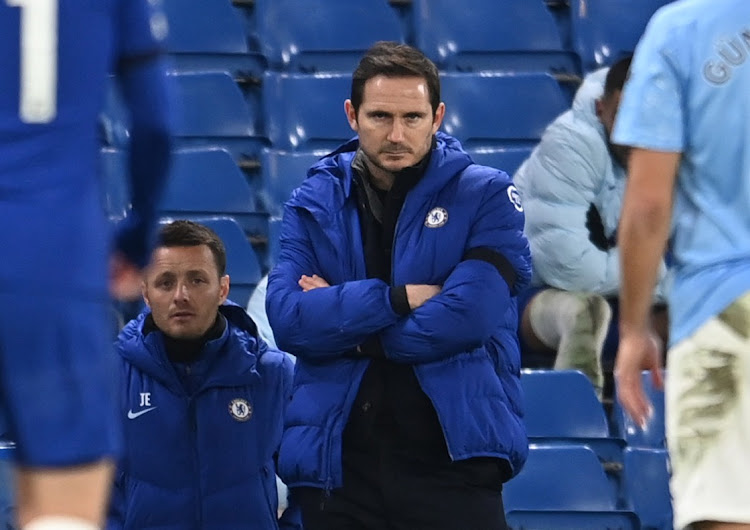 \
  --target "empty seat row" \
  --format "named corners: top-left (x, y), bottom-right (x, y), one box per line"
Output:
top-left (158, 0), bottom-right (675, 75)
top-left (517, 370), bottom-right (672, 529)
top-left (522, 370), bottom-right (667, 450)
top-left (101, 147), bottom-right (266, 236)
top-left (103, 70), bottom-right (567, 149)
top-left (505, 444), bottom-right (639, 529)
top-left (505, 444), bottom-right (671, 529)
